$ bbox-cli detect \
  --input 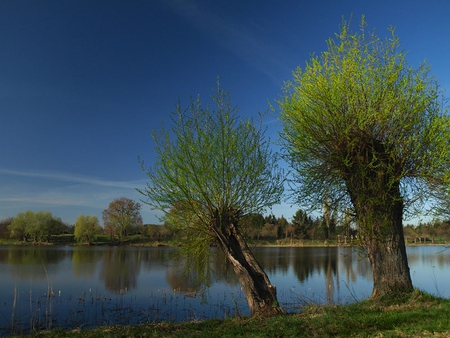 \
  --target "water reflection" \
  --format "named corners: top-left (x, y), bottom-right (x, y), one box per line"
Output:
top-left (251, 247), bottom-right (373, 303)
top-left (72, 247), bottom-right (102, 277)
top-left (0, 245), bottom-right (449, 334)
top-left (99, 248), bottom-right (141, 292)
top-left (0, 246), bottom-right (69, 280)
